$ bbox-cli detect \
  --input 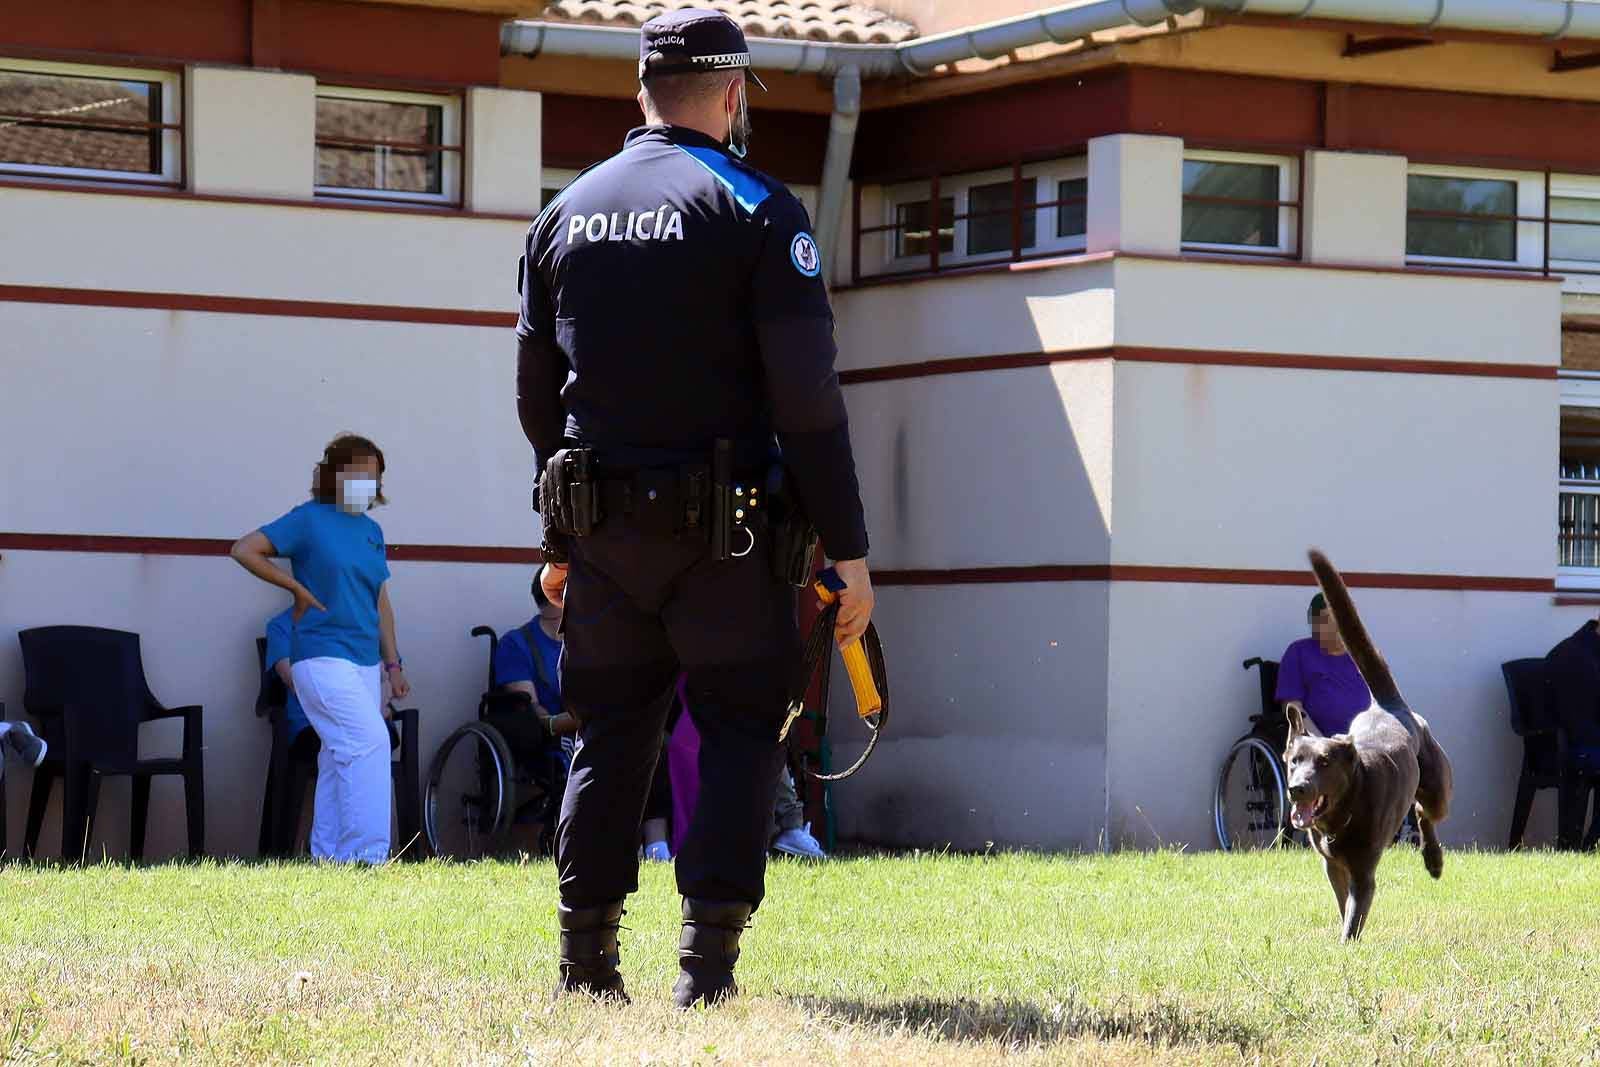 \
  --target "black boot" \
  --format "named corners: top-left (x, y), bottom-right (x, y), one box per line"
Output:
top-left (671, 898), bottom-right (751, 1009)
top-left (554, 900), bottom-right (629, 1002)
